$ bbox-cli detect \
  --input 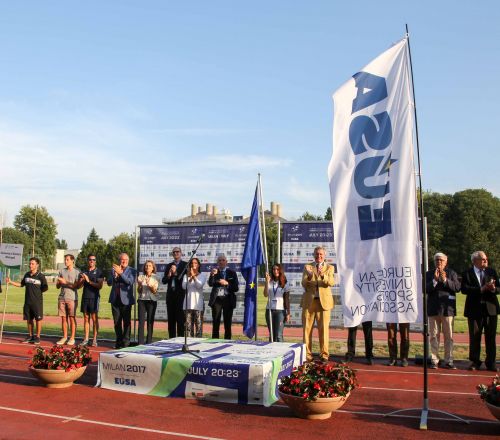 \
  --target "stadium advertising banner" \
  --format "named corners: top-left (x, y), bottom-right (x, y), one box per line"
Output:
top-left (97, 338), bottom-right (305, 406)
top-left (281, 222), bottom-right (343, 327)
top-left (139, 224), bottom-right (248, 322)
